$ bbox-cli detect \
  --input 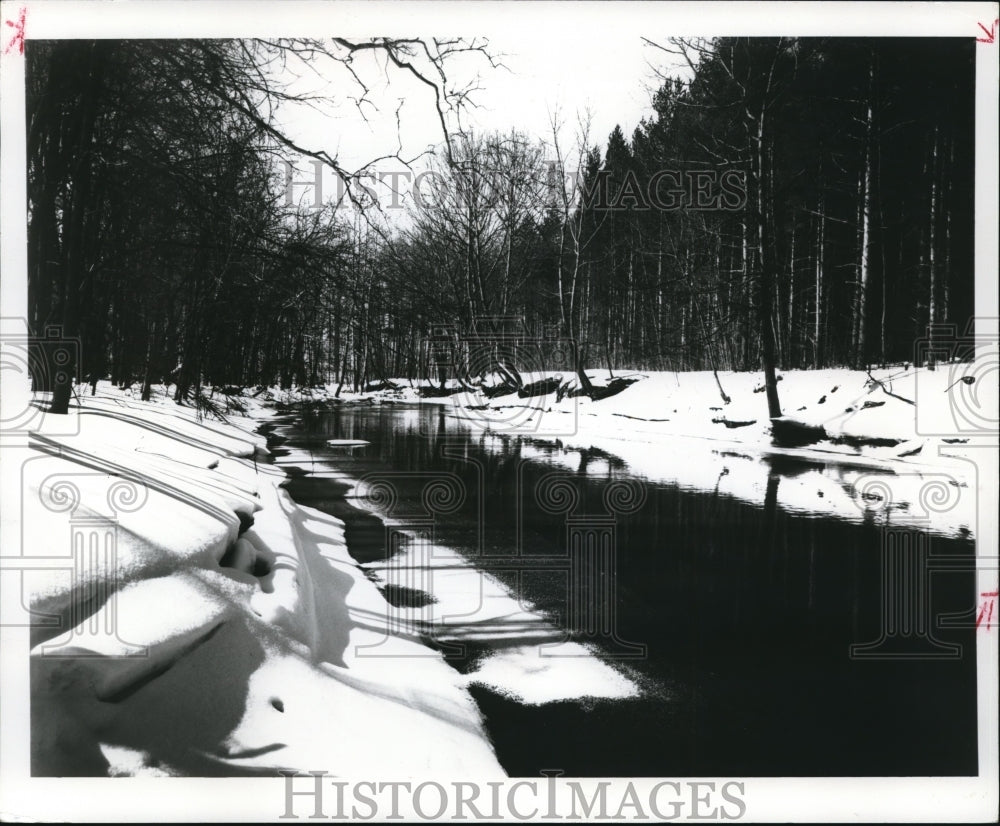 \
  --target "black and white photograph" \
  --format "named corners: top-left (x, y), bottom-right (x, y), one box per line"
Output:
top-left (1, 1), bottom-right (997, 821)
